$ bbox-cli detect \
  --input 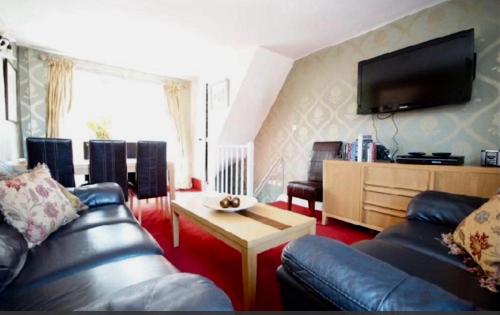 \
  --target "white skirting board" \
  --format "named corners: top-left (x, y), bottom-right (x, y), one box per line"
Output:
top-left (276, 194), bottom-right (323, 211)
